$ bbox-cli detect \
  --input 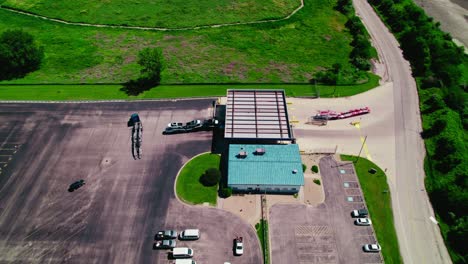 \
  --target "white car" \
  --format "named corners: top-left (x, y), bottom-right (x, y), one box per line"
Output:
top-left (234, 236), bottom-right (244, 255)
top-left (363, 244), bottom-right (381, 252)
top-left (355, 218), bottom-right (372, 226)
